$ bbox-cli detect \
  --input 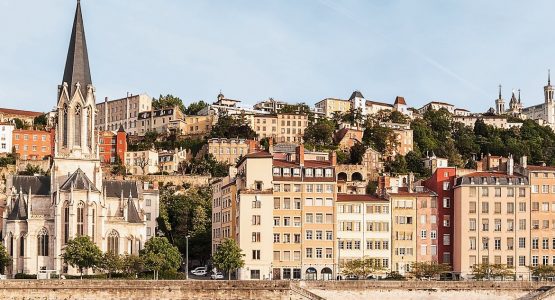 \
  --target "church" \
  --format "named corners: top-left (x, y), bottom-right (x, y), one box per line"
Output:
top-left (2, 1), bottom-right (151, 275)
